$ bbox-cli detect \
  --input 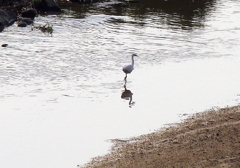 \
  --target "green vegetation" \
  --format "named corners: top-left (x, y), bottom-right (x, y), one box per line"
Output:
top-left (32, 23), bottom-right (53, 36)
